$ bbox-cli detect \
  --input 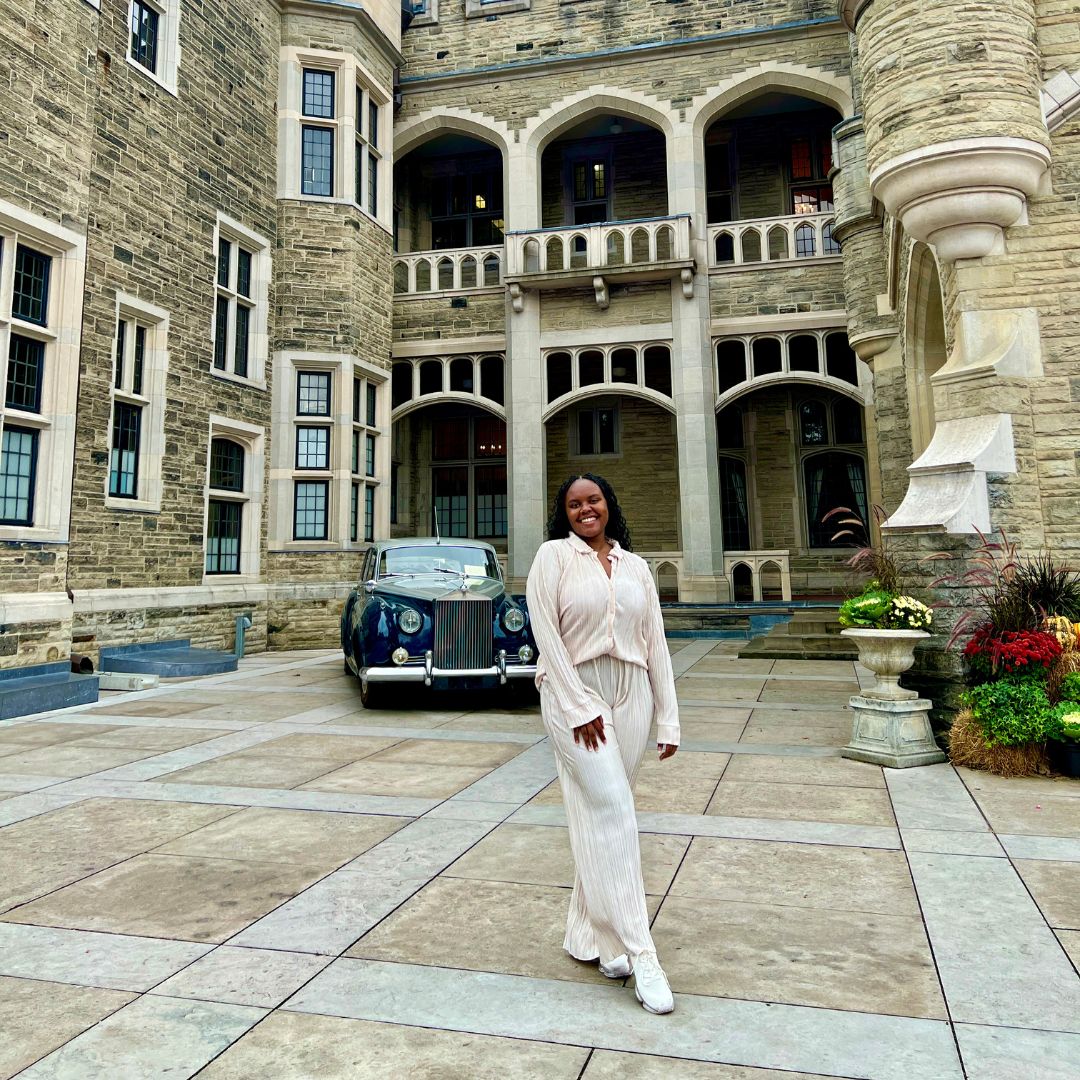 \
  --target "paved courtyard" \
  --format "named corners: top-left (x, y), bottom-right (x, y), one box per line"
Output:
top-left (0, 641), bottom-right (1078, 1078)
